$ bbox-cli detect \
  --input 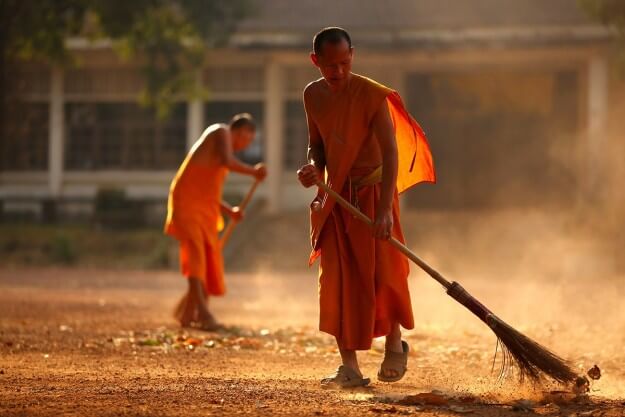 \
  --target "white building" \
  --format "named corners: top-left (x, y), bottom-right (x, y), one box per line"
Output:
top-left (0, 0), bottom-right (618, 221)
